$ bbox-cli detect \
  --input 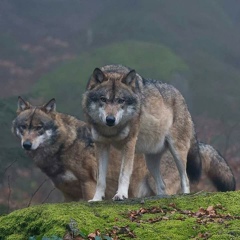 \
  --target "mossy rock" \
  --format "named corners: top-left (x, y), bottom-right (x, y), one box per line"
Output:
top-left (0, 191), bottom-right (239, 239)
